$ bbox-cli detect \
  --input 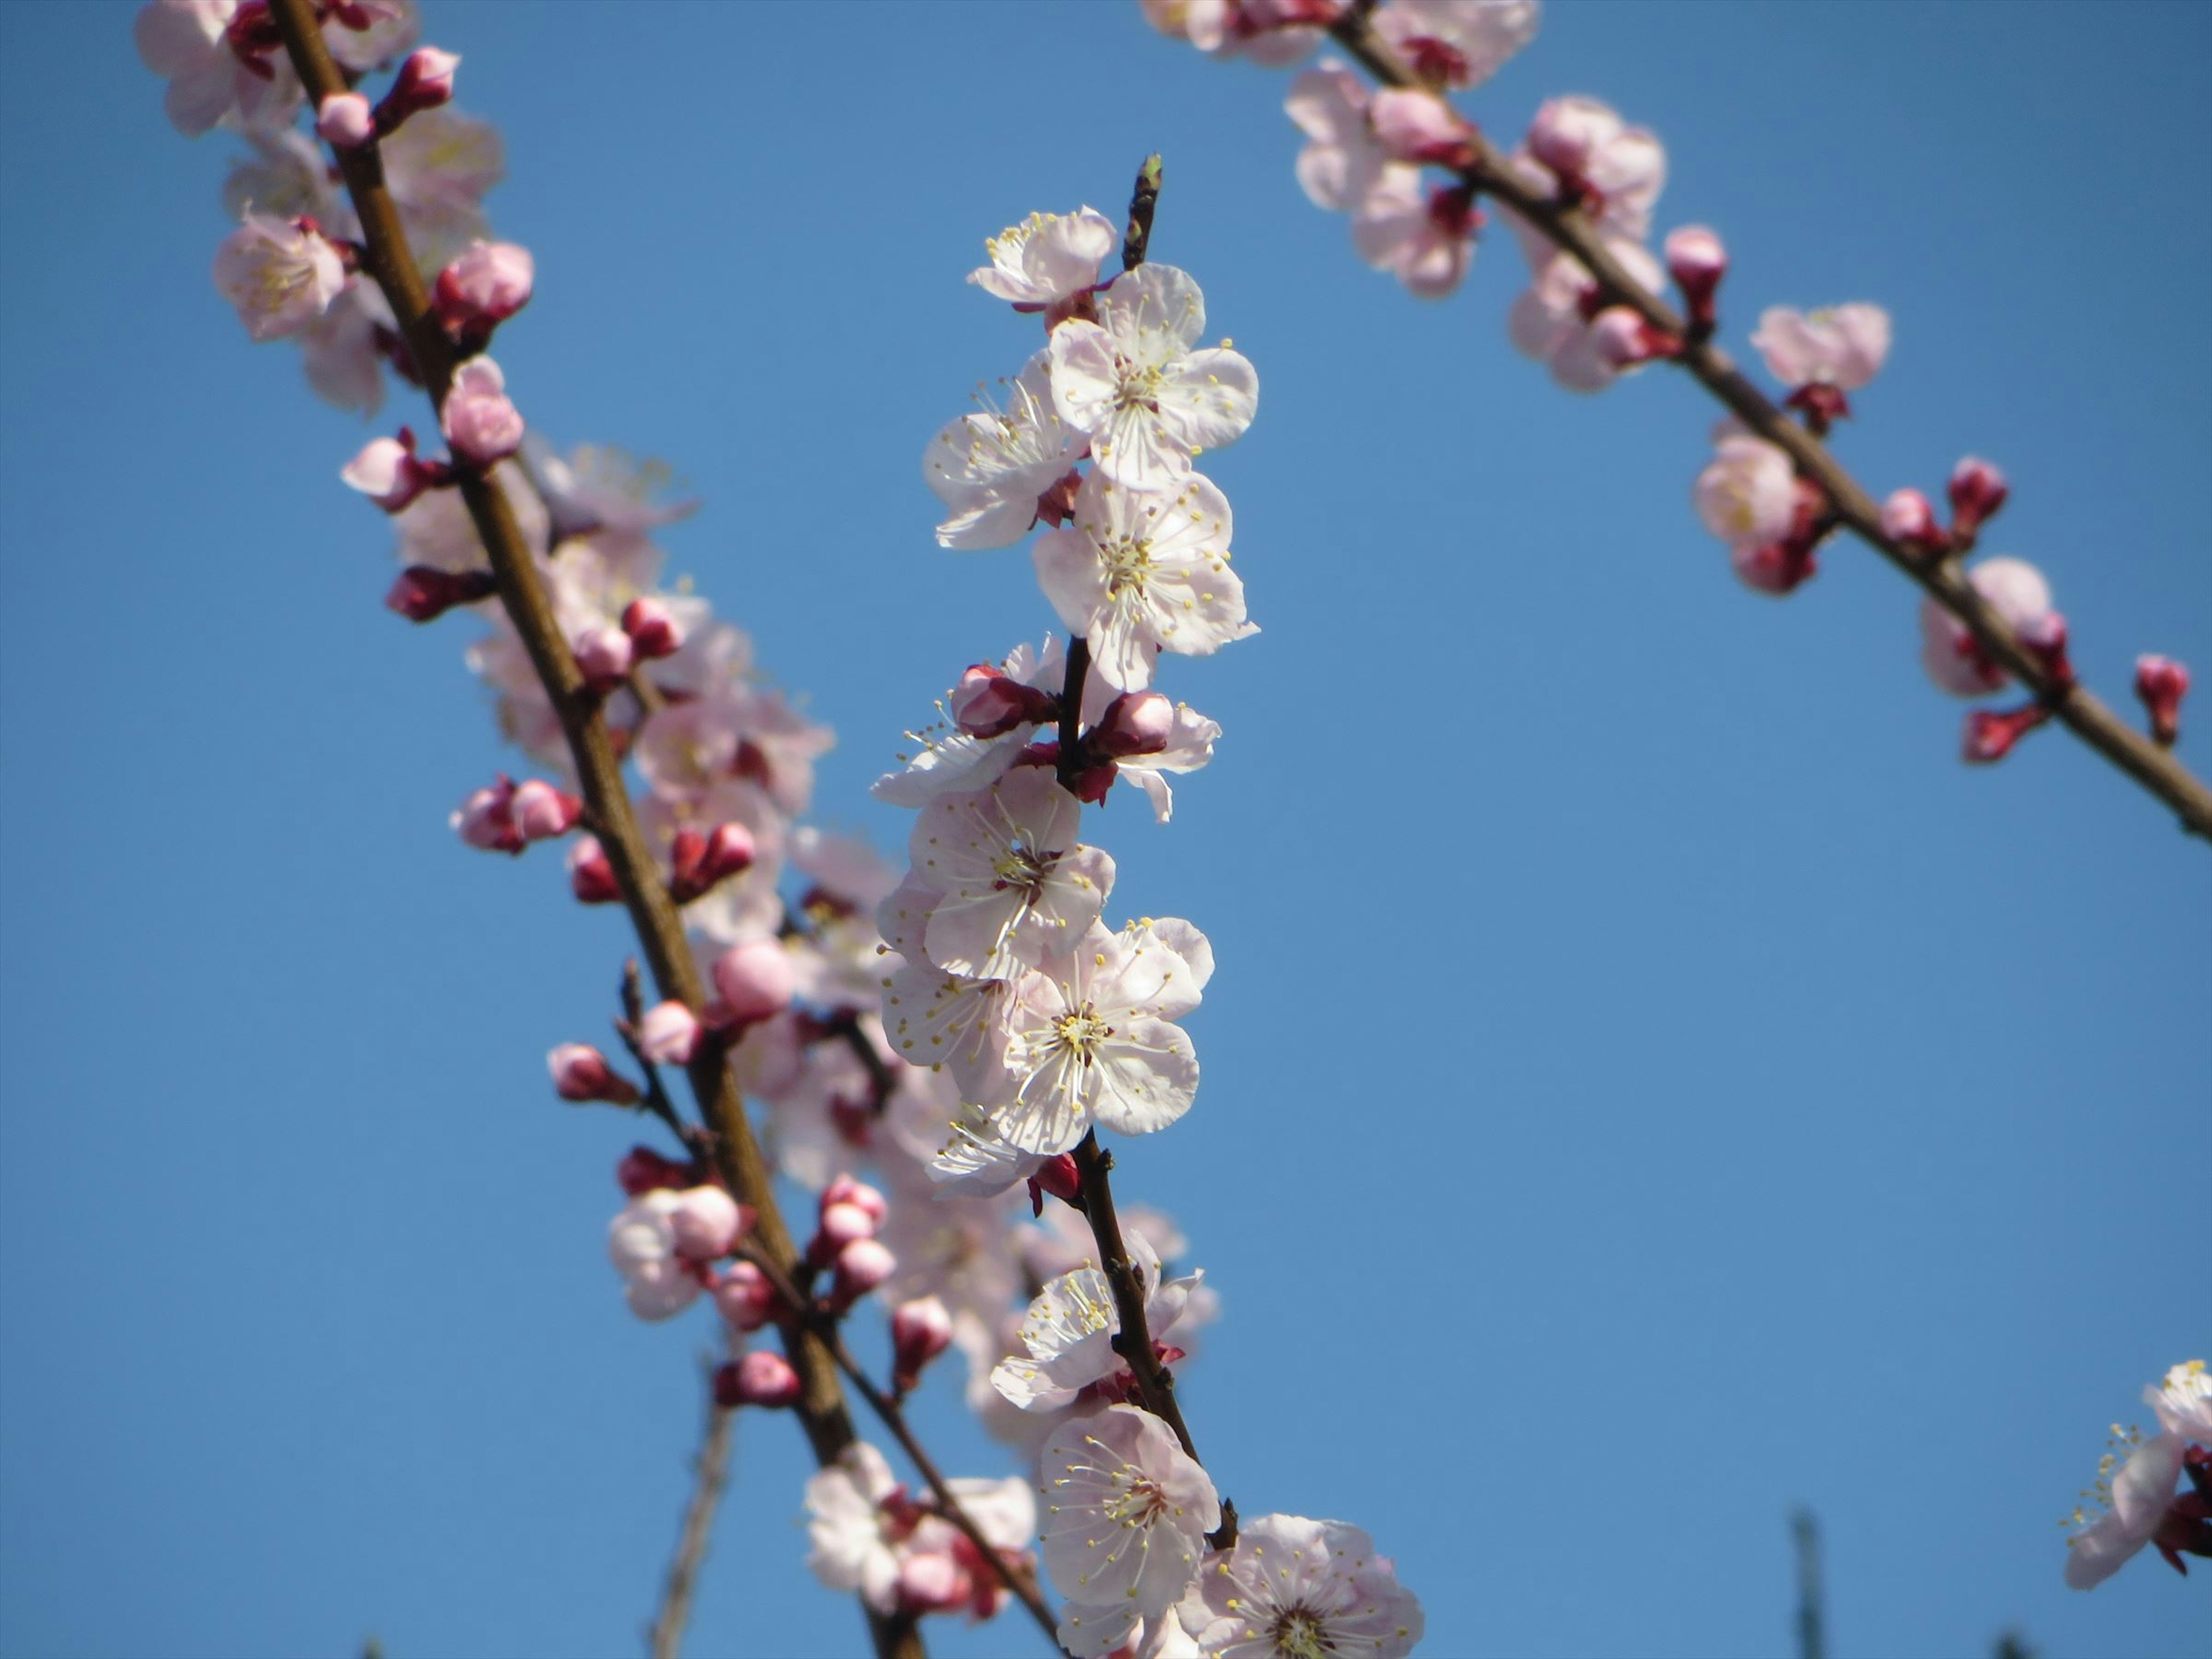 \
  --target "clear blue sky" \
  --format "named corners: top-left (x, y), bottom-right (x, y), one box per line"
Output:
top-left (2, 4), bottom-right (2207, 1658)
